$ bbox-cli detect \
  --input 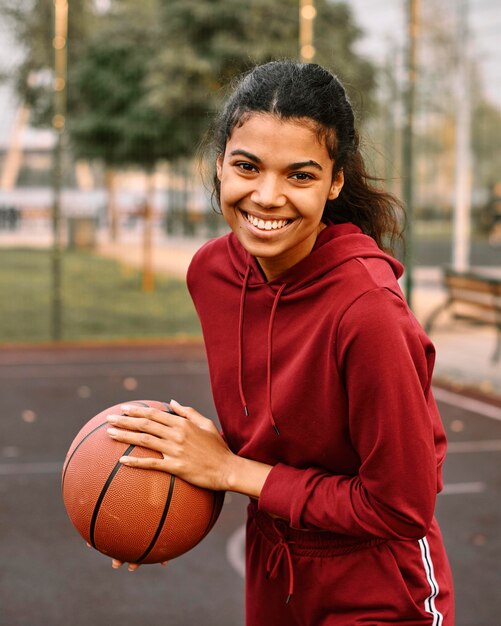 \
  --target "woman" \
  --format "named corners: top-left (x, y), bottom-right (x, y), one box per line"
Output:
top-left (107, 61), bottom-right (454, 624)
